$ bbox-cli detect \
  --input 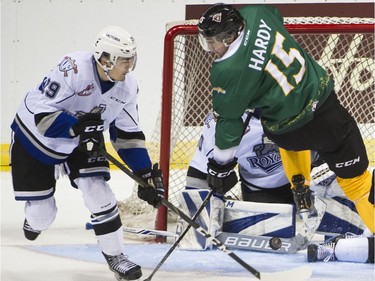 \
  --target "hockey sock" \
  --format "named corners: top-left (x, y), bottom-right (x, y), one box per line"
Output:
top-left (98, 227), bottom-right (124, 256)
top-left (279, 149), bottom-right (311, 185)
top-left (337, 170), bottom-right (374, 233)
